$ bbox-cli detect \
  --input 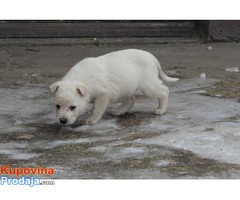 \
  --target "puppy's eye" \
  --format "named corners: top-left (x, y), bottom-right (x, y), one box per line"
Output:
top-left (56, 105), bottom-right (61, 109)
top-left (69, 105), bottom-right (76, 111)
